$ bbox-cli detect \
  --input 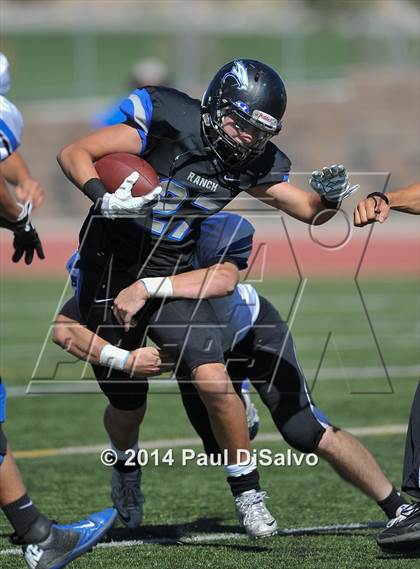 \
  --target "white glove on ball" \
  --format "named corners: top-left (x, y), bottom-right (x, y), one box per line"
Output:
top-left (101, 172), bottom-right (163, 218)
